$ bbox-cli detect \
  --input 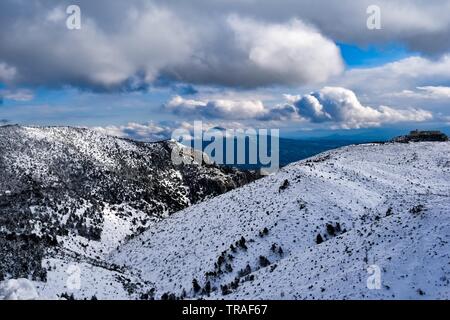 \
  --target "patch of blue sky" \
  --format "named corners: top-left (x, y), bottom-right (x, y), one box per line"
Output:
top-left (0, 86), bottom-right (177, 126)
top-left (338, 42), bottom-right (417, 69)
